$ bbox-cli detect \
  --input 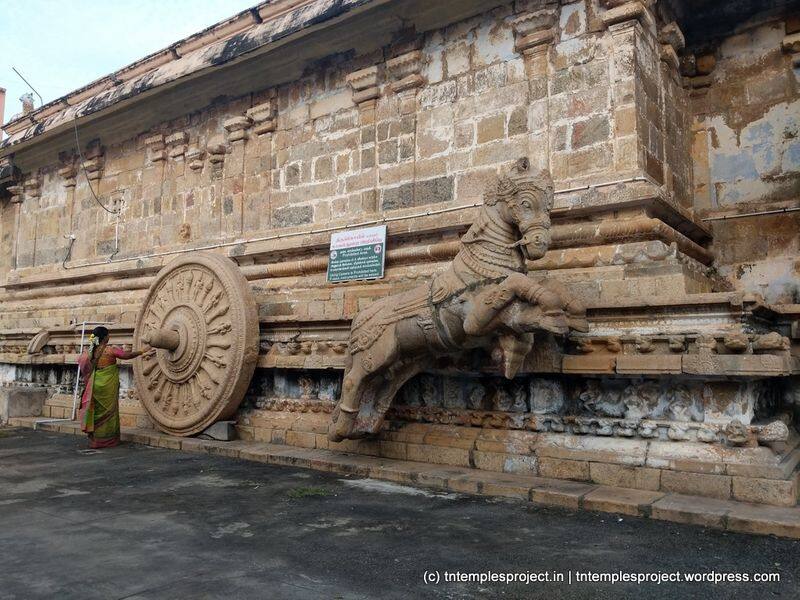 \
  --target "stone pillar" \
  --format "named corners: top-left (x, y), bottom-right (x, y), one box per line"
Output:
top-left (141, 134), bottom-right (166, 253)
top-left (513, 5), bottom-right (557, 172)
top-left (6, 184), bottom-right (23, 270)
top-left (244, 93), bottom-right (277, 232)
top-left (347, 65), bottom-right (381, 213)
top-left (223, 115), bottom-right (253, 237)
top-left (162, 131), bottom-right (188, 245)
